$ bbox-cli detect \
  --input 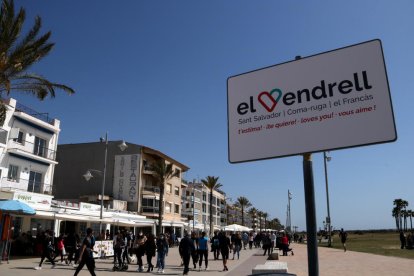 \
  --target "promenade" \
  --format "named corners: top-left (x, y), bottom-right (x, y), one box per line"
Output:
top-left (0, 243), bottom-right (413, 276)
